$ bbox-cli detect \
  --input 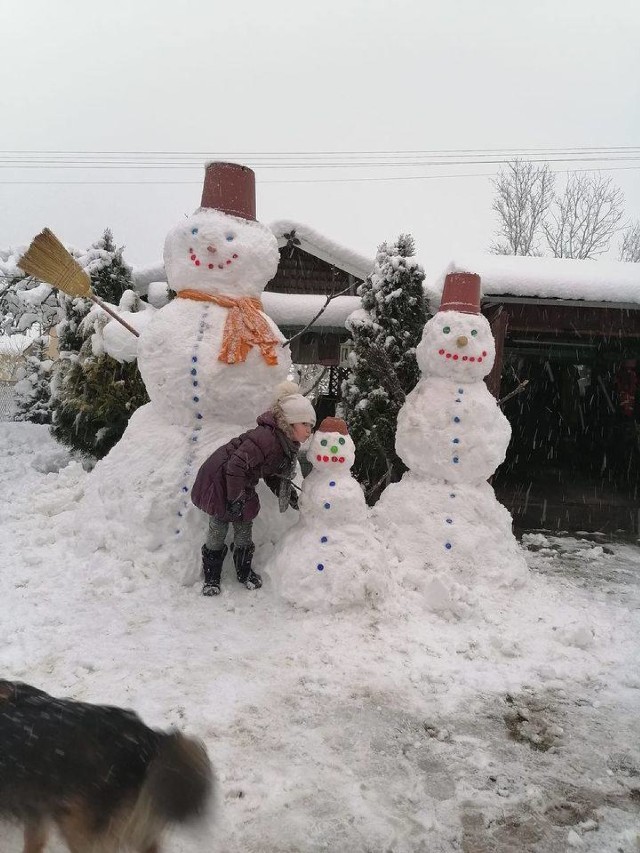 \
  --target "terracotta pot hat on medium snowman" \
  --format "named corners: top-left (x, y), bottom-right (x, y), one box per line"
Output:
top-left (308, 416), bottom-right (356, 471)
top-left (416, 270), bottom-right (496, 381)
top-left (163, 161), bottom-right (280, 301)
top-left (438, 271), bottom-right (481, 314)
